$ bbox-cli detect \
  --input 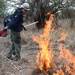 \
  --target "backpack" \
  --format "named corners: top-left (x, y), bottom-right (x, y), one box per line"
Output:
top-left (4, 8), bottom-right (26, 31)
top-left (4, 8), bottom-right (22, 28)
top-left (3, 15), bottom-right (14, 37)
top-left (4, 14), bottom-right (14, 27)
